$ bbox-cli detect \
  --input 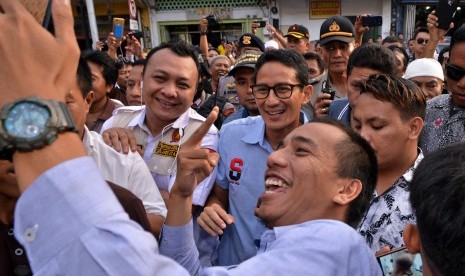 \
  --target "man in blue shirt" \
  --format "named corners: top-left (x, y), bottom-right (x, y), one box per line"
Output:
top-left (197, 49), bottom-right (312, 265)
